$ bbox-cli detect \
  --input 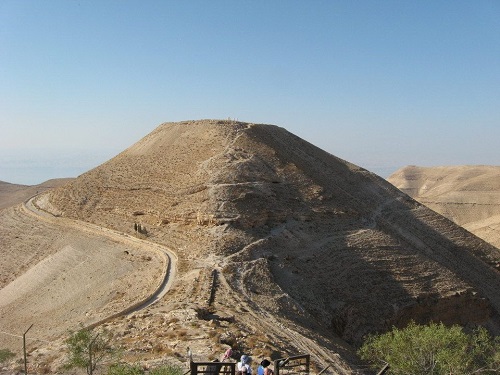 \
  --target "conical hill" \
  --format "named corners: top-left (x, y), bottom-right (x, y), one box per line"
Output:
top-left (44, 120), bottom-right (500, 351)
